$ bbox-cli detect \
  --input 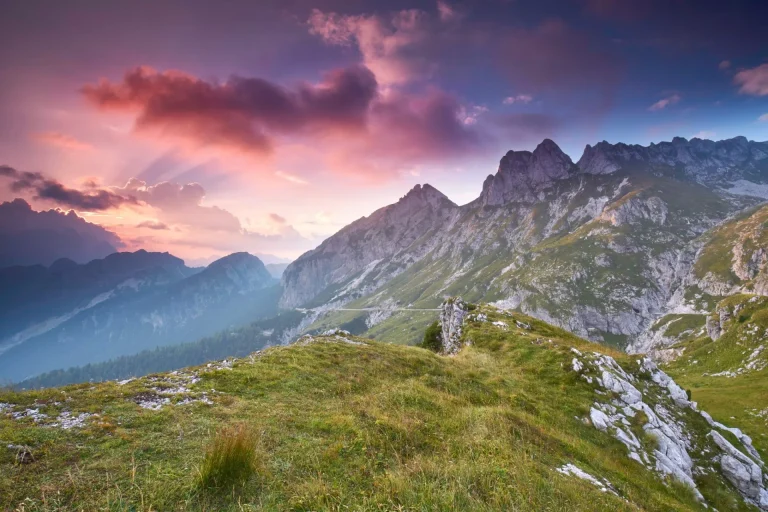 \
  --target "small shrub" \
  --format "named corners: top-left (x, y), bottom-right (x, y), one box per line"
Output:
top-left (420, 321), bottom-right (442, 352)
top-left (752, 308), bottom-right (768, 328)
top-left (686, 388), bottom-right (692, 401)
top-left (198, 423), bottom-right (257, 491)
top-left (643, 430), bottom-right (661, 451)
